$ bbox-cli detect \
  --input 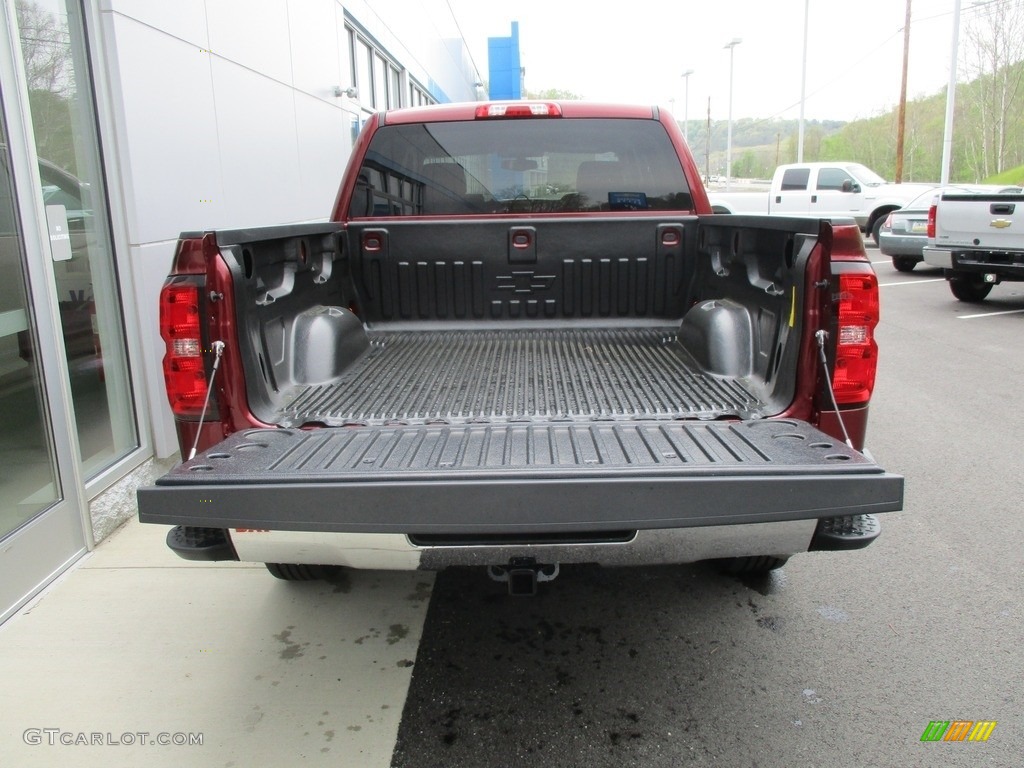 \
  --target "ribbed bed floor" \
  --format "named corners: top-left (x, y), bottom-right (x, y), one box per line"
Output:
top-left (276, 328), bottom-right (765, 427)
